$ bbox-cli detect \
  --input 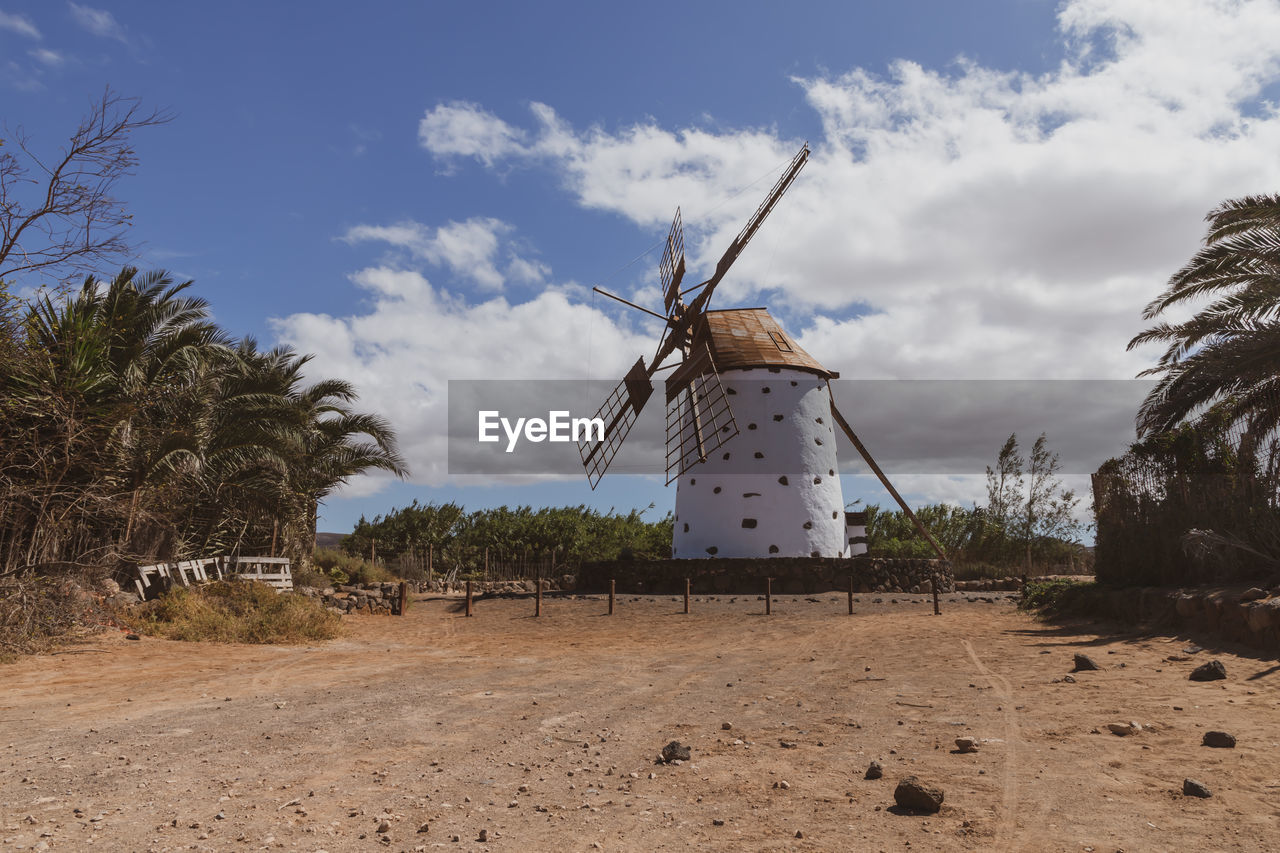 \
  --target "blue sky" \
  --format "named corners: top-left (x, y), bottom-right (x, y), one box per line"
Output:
top-left (5, 0), bottom-right (1280, 533)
